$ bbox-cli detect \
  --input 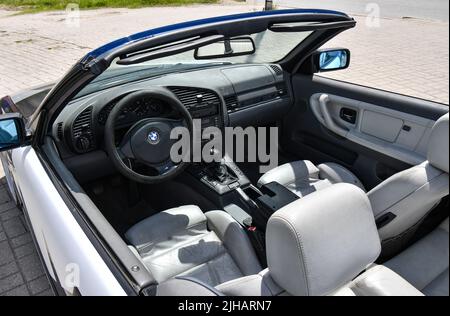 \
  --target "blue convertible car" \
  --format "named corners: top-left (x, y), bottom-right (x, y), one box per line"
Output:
top-left (0, 9), bottom-right (448, 296)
